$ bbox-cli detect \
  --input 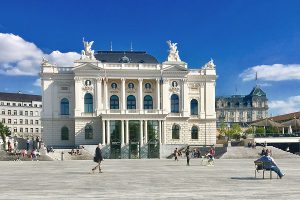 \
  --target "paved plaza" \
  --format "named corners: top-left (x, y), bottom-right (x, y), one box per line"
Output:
top-left (0, 158), bottom-right (300, 199)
